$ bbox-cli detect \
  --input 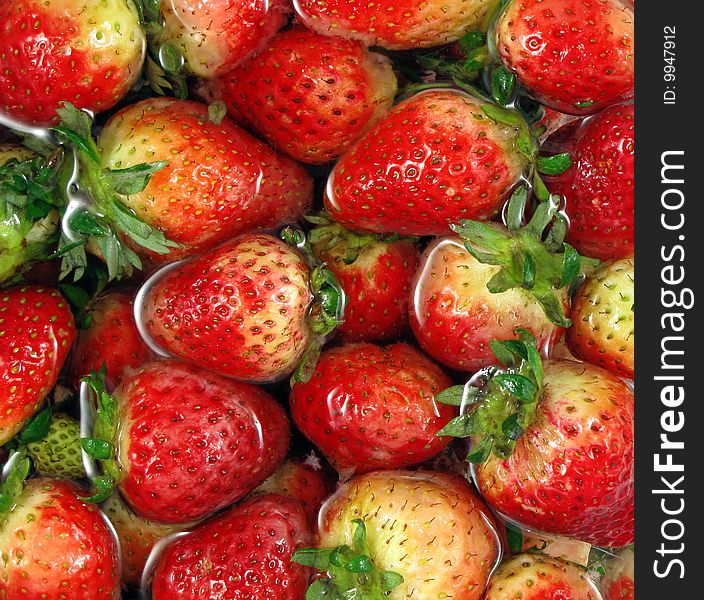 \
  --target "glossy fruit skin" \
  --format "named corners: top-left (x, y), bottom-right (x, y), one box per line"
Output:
top-left (312, 233), bottom-right (419, 343)
top-left (0, 286), bottom-right (76, 445)
top-left (549, 104), bottom-right (635, 260)
top-left (485, 553), bottom-right (602, 600)
top-left (254, 457), bottom-right (336, 526)
top-left (101, 493), bottom-right (187, 587)
top-left (141, 234), bottom-right (314, 383)
top-left (67, 290), bottom-right (153, 390)
top-left (98, 98), bottom-right (313, 261)
top-left (198, 26), bottom-right (397, 165)
top-left (0, 478), bottom-right (120, 600)
top-left (161, 0), bottom-right (290, 78)
top-left (151, 493), bottom-right (310, 600)
top-left (325, 89), bottom-right (529, 237)
top-left (294, 0), bottom-right (498, 50)
top-left (114, 359), bottom-right (290, 523)
top-left (474, 359), bottom-right (634, 547)
top-left (567, 257), bottom-right (634, 378)
top-left (0, 0), bottom-right (145, 126)
top-left (495, 0), bottom-right (634, 115)
top-left (290, 343), bottom-right (454, 475)
top-left (318, 469), bottom-right (501, 599)
top-left (409, 236), bottom-right (565, 372)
